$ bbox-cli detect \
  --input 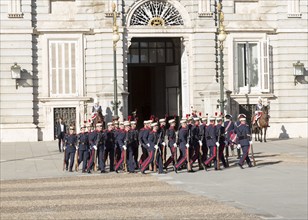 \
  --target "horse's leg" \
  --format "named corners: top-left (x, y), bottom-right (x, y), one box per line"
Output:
top-left (264, 127), bottom-right (267, 142)
top-left (259, 128), bottom-right (263, 142)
